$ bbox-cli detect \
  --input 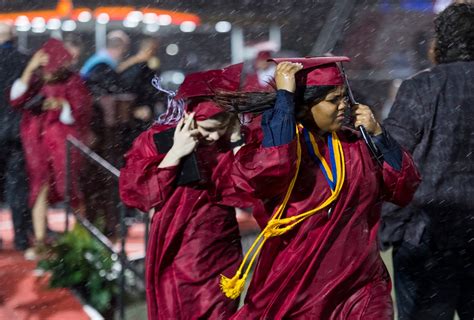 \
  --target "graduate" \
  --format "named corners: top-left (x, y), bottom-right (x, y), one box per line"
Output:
top-left (216, 57), bottom-right (421, 319)
top-left (9, 38), bottom-right (92, 258)
top-left (119, 67), bottom-right (255, 319)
